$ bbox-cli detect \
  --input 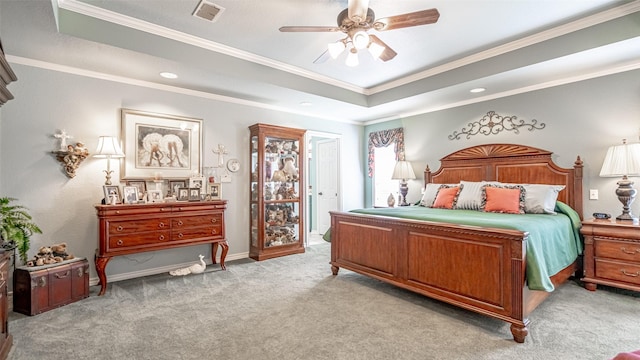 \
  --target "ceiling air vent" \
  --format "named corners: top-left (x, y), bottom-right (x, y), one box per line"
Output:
top-left (193, 0), bottom-right (225, 22)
